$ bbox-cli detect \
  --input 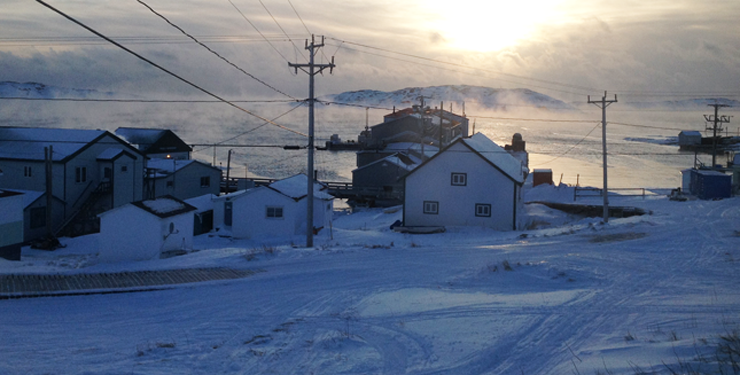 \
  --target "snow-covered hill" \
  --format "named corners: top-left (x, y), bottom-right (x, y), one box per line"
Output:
top-left (0, 81), bottom-right (115, 99)
top-left (625, 97), bottom-right (740, 109)
top-left (325, 85), bottom-right (575, 111)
